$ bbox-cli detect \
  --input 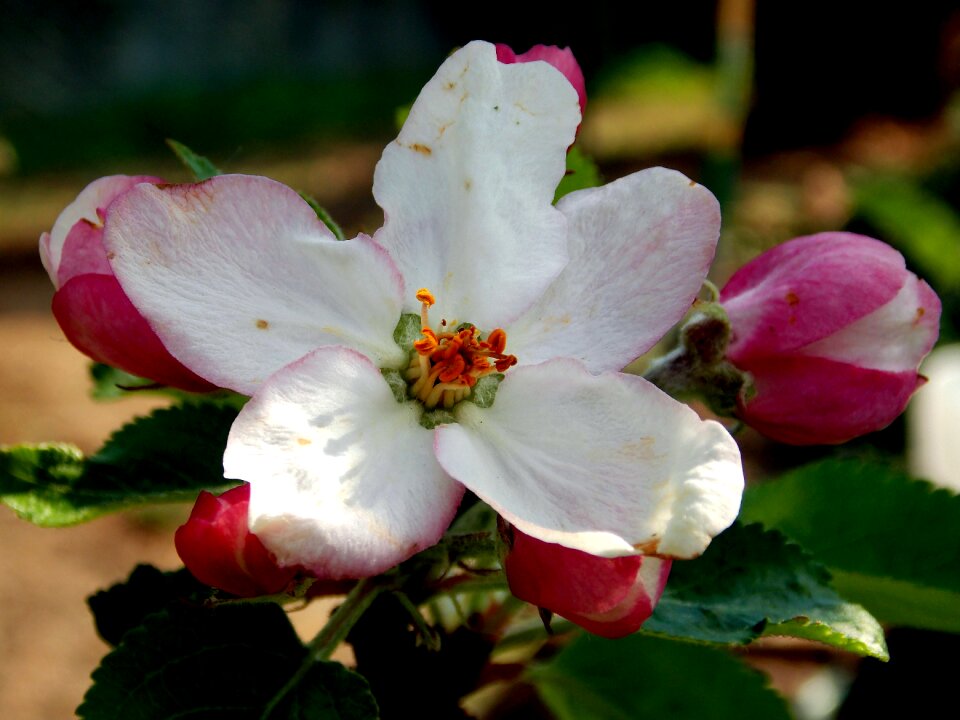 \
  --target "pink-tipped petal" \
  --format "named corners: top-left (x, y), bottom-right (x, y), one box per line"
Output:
top-left (509, 168), bottom-right (721, 372)
top-left (52, 274), bottom-right (215, 392)
top-left (225, 346), bottom-right (465, 579)
top-left (496, 43), bottom-right (587, 115)
top-left (373, 40), bottom-right (578, 328)
top-left (105, 175), bottom-right (406, 395)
